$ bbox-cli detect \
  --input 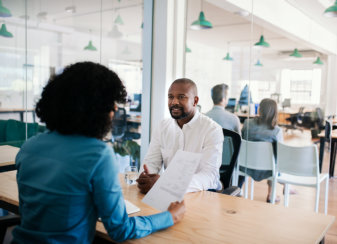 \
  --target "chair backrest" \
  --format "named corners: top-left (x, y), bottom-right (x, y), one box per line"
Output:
top-left (277, 142), bottom-right (319, 177)
top-left (325, 120), bottom-right (332, 140)
top-left (220, 129), bottom-right (241, 189)
top-left (238, 140), bottom-right (275, 171)
top-left (112, 107), bottom-right (127, 141)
